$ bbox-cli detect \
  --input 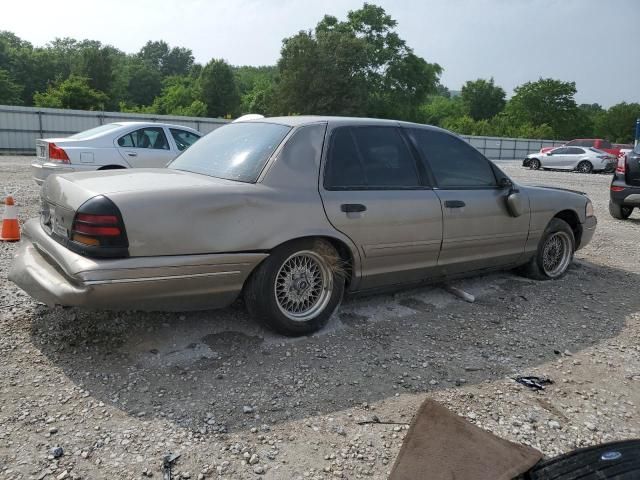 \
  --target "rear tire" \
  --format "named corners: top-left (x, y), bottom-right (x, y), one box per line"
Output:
top-left (609, 201), bottom-right (633, 220)
top-left (244, 239), bottom-right (345, 336)
top-left (518, 218), bottom-right (575, 280)
top-left (576, 161), bottom-right (593, 174)
top-left (529, 158), bottom-right (541, 170)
